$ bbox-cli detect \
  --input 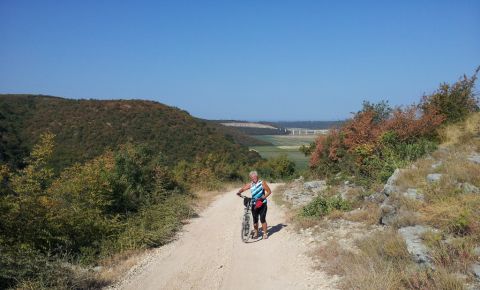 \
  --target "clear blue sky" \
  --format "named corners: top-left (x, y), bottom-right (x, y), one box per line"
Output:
top-left (1, 1), bottom-right (479, 121)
